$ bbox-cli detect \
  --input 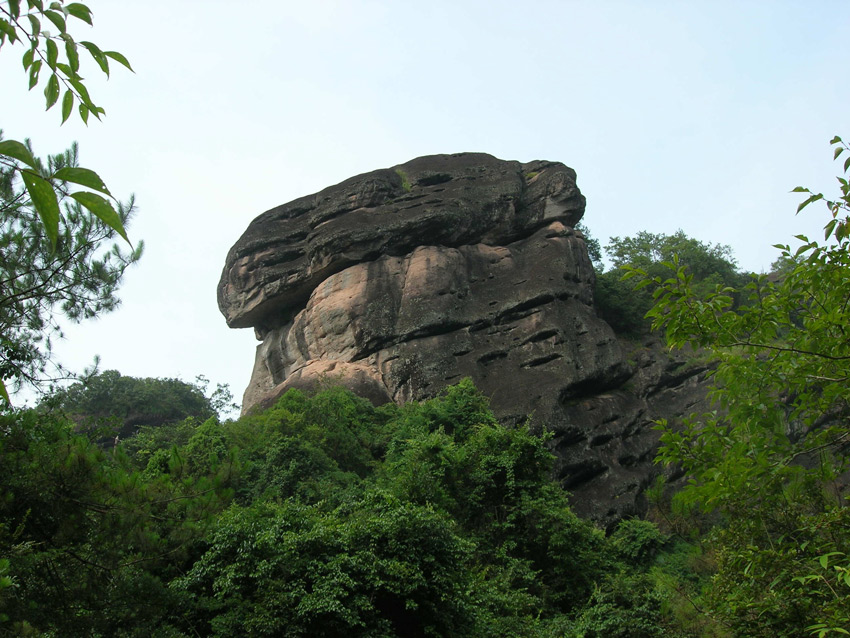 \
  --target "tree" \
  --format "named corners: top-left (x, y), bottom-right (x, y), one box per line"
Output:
top-left (174, 495), bottom-right (479, 637)
top-left (576, 221), bottom-right (603, 269)
top-left (43, 369), bottom-right (234, 433)
top-left (1, 141), bottom-right (142, 393)
top-left (0, 407), bottom-right (233, 636)
top-left (596, 230), bottom-right (743, 336)
top-left (0, 0), bottom-right (136, 402)
top-left (627, 137), bottom-right (850, 635)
